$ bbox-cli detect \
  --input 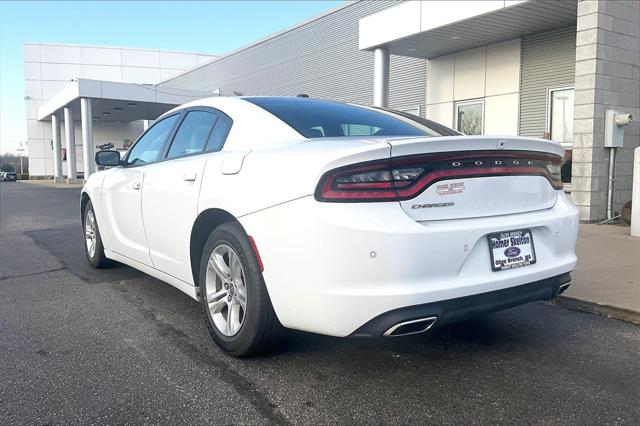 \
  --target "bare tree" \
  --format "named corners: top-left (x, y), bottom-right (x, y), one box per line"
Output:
top-left (459, 110), bottom-right (482, 135)
top-left (0, 153), bottom-right (29, 174)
